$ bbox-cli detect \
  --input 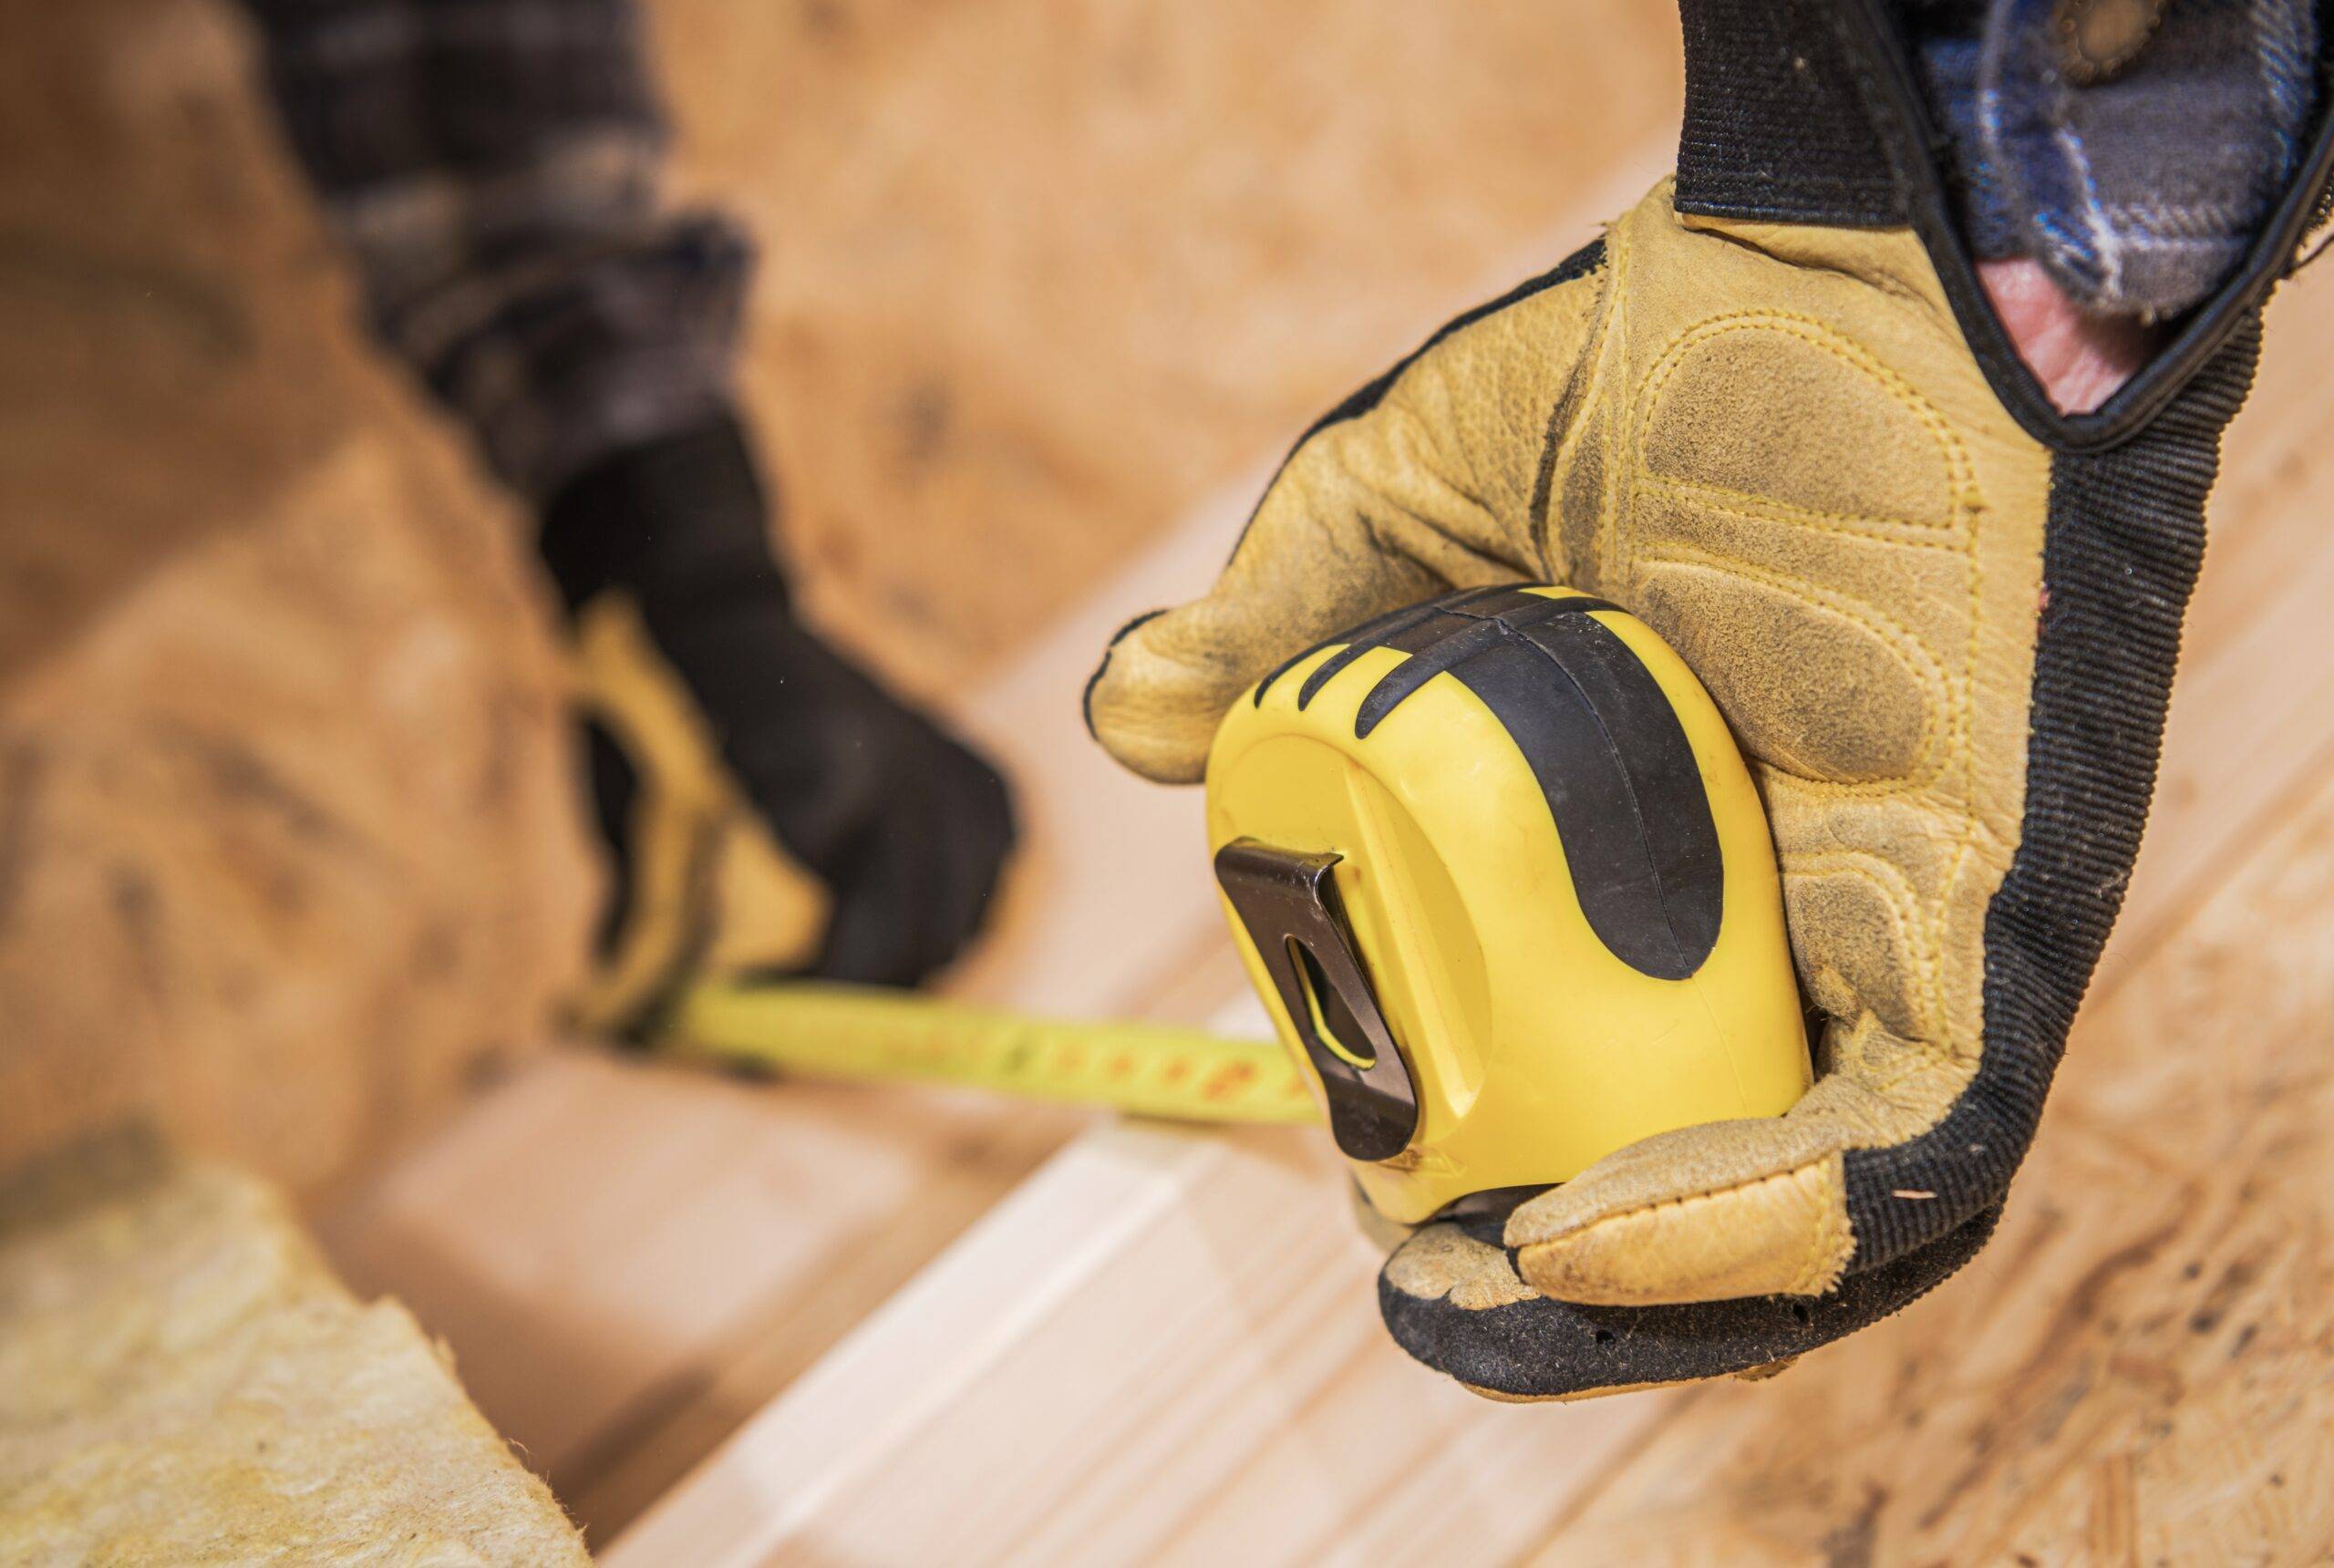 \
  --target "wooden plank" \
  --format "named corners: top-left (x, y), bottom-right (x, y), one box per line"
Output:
top-left (309, 466), bottom-right (1268, 1543)
top-left (311, 459), bottom-right (1255, 1538)
top-left (606, 1041), bottom-right (1678, 1568)
top-left (609, 272), bottom-right (2334, 1564)
top-left (319, 1056), bottom-right (1086, 1491)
